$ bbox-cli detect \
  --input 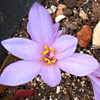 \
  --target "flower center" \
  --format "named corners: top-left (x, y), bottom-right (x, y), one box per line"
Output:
top-left (42, 45), bottom-right (56, 64)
